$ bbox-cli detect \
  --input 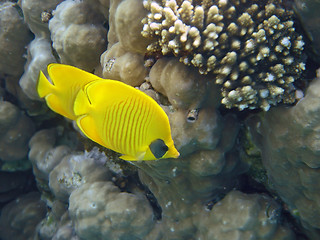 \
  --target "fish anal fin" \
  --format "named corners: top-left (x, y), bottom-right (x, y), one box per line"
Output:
top-left (45, 94), bottom-right (75, 120)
